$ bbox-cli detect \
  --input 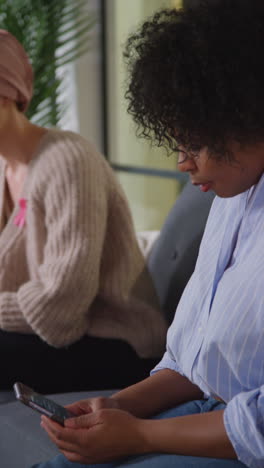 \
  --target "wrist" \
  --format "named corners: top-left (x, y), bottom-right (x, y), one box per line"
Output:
top-left (130, 418), bottom-right (154, 455)
top-left (110, 393), bottom-right (134, 414)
